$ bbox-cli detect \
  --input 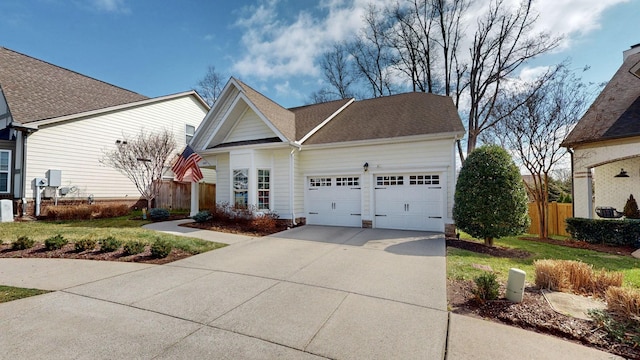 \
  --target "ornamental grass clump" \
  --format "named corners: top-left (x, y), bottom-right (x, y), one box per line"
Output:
top-left (534, 259), bottom-right (622, 298)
